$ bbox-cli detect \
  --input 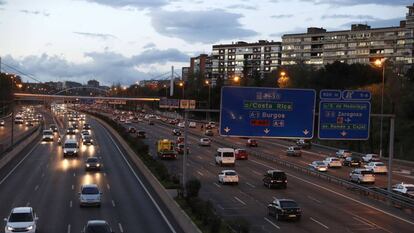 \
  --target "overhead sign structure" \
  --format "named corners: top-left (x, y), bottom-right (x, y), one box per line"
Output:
top-left (220, 86), bottom-right (316, 139)
top-left (160, 98), bottom-right (195, 109)
top-left (319, 89), bottom-right (371, 140)
top-left (180, 100), bottom-right (196, 109)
